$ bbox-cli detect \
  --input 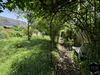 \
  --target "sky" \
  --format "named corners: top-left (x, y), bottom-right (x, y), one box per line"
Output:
top-left (0, 8), bottom-right (27, 23)
top-left (0, 0), bottom-right (27, 23)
